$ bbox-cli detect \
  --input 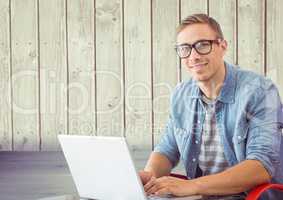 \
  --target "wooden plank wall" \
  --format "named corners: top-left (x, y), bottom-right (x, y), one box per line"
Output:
top-left (11, 0), bottom-right (39, 151)
top-left (39, 0), bottom-right (68, 151)
top-left (0, 0), bottom-right (282, 152)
